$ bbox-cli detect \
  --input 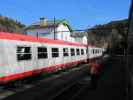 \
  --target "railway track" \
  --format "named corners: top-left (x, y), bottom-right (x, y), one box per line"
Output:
top-left (49, 76), bottom-right (91, 100)
top-left (0, 80), bottom-right (37, 100)
top-left (0, 56), bottom-right (108, 100)
top-left (0, 64), bottom-right (89, 100)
